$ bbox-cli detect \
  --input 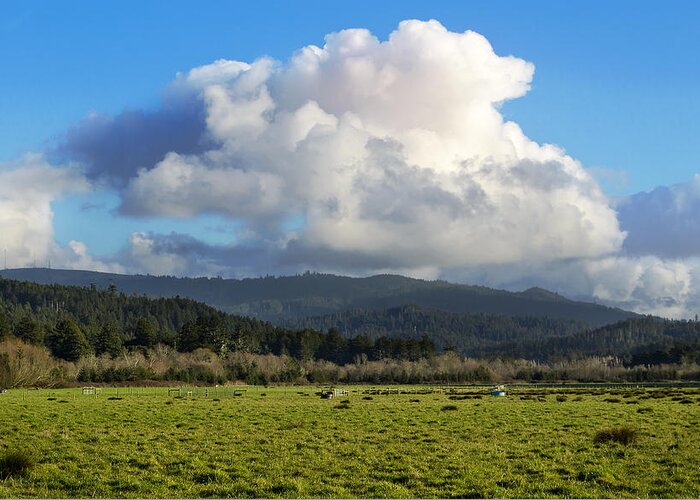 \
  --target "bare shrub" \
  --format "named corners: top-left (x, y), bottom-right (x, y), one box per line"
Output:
top-left (0, 339), bottom-right (68, 388)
